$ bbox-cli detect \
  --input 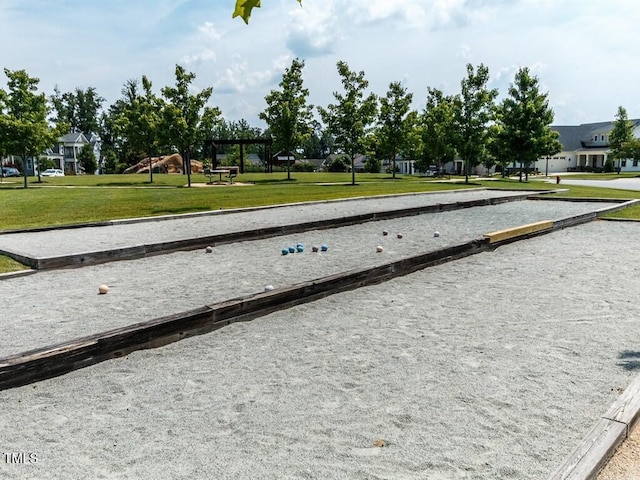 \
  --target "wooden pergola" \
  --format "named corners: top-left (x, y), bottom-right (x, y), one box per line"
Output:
top-left (205, 138), bottom-right (273, 173)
